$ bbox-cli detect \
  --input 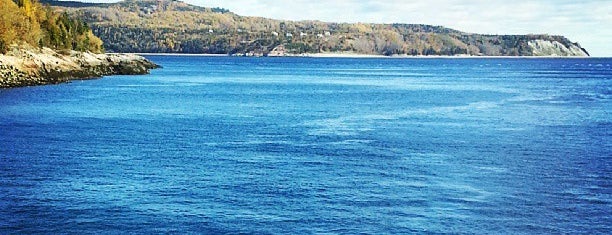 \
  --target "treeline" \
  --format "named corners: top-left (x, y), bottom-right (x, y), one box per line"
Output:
top-left (55, 0), bottom-right (587, 56)
top-left (0, 0), bottom-right (103, 53)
